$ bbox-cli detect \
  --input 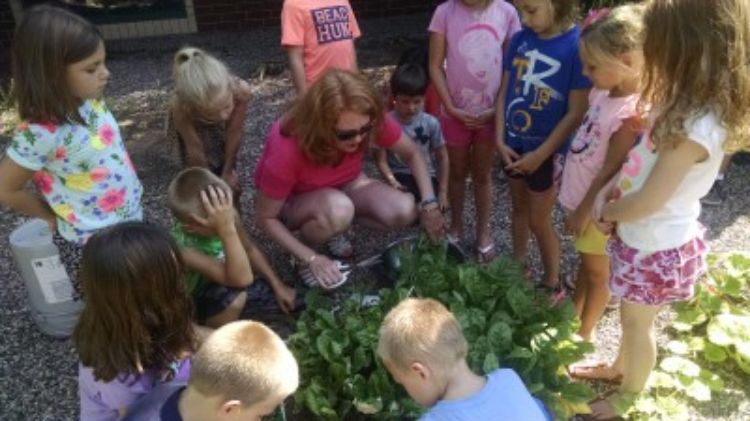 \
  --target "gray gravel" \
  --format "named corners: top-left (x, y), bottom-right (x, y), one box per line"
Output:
top-left (1, 12), bottom-right (749, 421)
